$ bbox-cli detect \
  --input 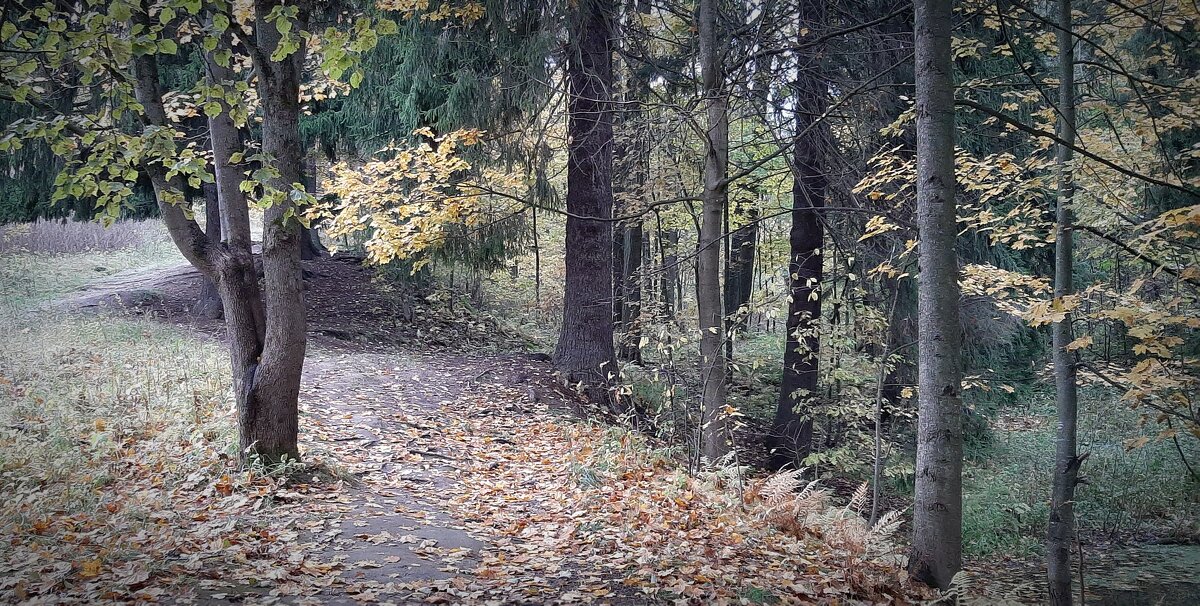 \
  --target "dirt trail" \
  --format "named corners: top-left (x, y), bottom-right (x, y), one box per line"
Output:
top-left (63, 258), bottom-right (588, 604)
